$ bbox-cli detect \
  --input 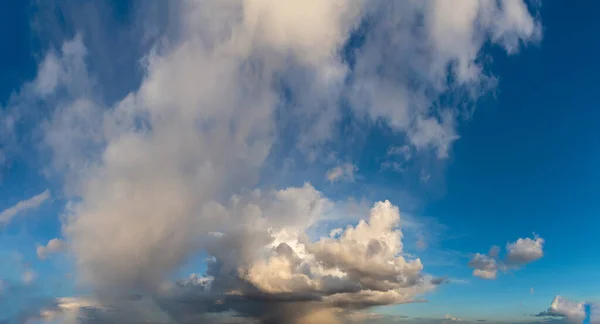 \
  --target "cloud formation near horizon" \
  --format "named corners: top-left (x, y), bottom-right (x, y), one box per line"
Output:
top-left (536, 296), bottom-right (598, 324)
top-left (0, 0), bottom-right (542, 323)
